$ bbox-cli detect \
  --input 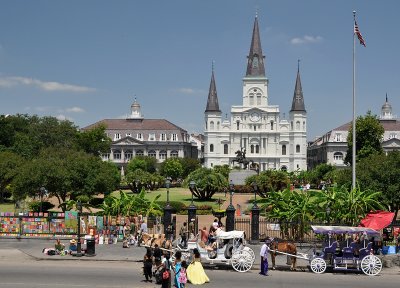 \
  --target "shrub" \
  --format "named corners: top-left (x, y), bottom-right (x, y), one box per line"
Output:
top-left (28, 201), bottom-right (55, 212)
top-left (156, 201), bottom-right (186, 213)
